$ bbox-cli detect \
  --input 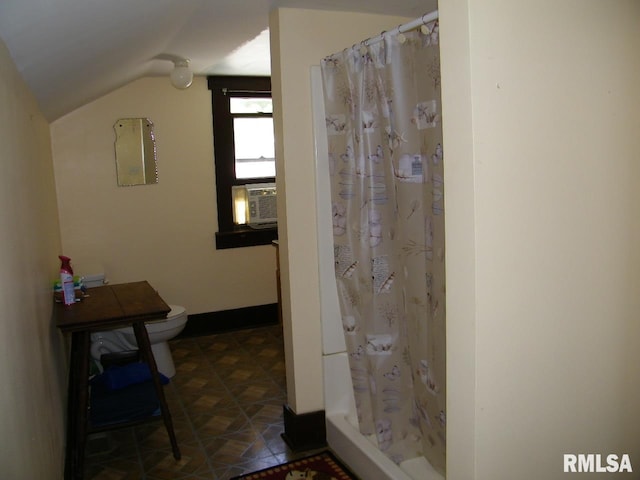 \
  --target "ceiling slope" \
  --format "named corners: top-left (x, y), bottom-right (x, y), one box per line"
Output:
top-left (0, 0), bottom-right (435, 120)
